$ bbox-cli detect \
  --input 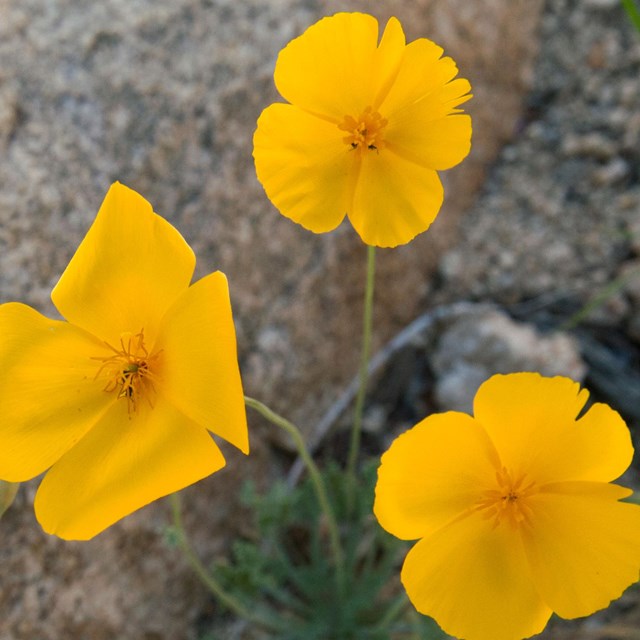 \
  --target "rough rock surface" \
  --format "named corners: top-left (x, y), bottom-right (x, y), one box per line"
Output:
top-left (435, 0), bottom-right (640, 435)
top-left (439, 0), bottom-right (640, 311)
top-left (429, 3), bottom-right (640, 636)
top-left (431, 308), bottom-right (586, 413)
top-left (0, 0), bottom-right (543, 638)
top-left (0, 0), bottom-right (543, 429)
